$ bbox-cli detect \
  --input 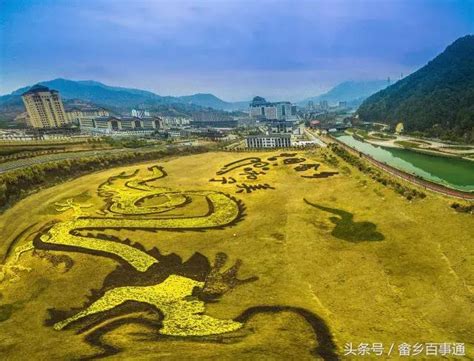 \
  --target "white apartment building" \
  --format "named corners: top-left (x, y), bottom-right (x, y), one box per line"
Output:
top-left (245, 134), bottom-right (292, 148)
top-left (21, 85), bottom-right (68, 128)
